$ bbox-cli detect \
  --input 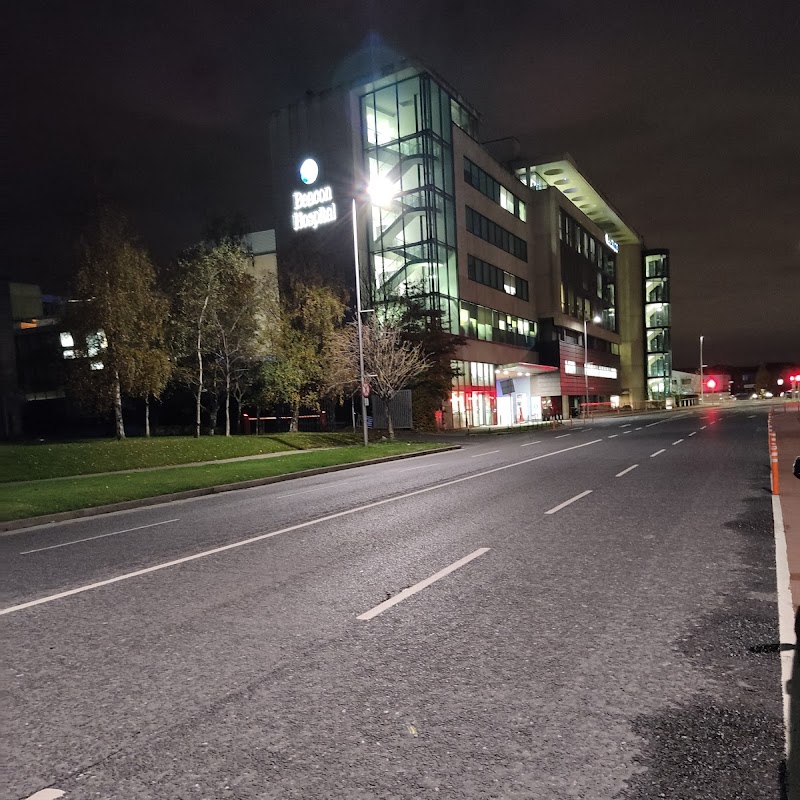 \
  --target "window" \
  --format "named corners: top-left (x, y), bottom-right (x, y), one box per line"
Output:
top-left (459, 301), bottom-right (536, 348)
top-left (466, 207), bottom-right (527, 260)
top-left (467, 255), bottom-right (529, 301)
top-left (464, 158), bottom-right (526, 222)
